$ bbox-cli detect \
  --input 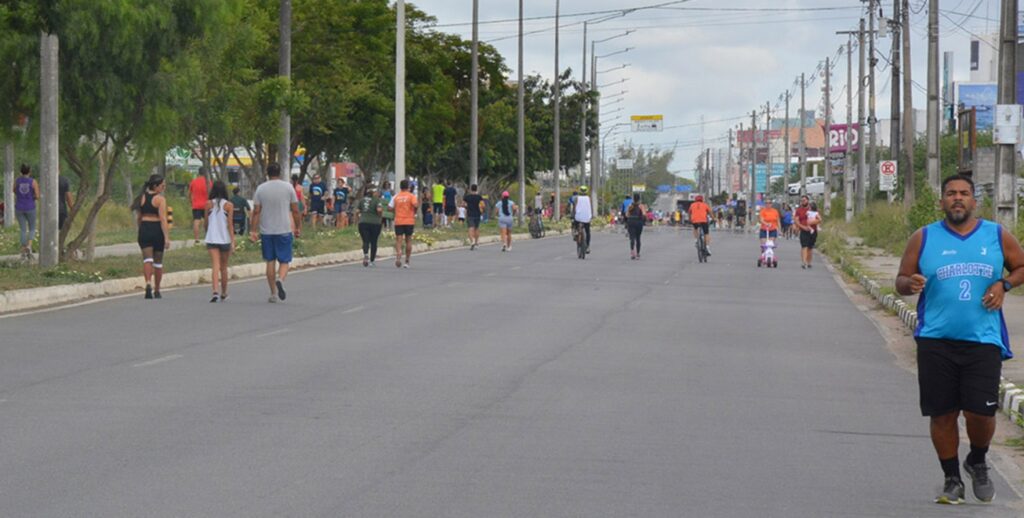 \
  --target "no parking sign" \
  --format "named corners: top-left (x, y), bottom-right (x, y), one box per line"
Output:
top-left (879, 160), bottom-right (897, 191)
